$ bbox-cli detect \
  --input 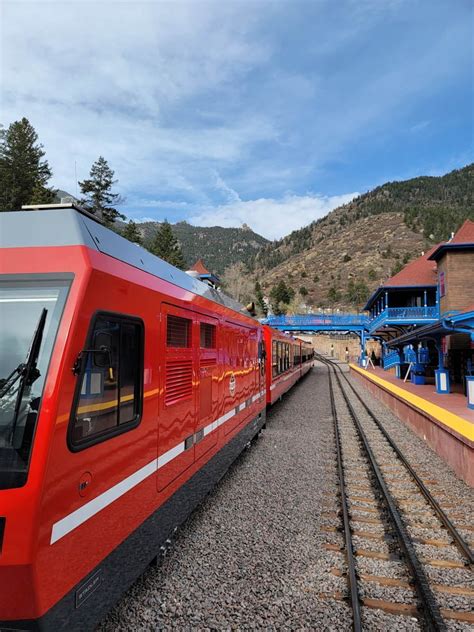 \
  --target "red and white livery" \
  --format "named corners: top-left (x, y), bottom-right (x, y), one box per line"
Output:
top-left (0, 204), bottom-right (312, 631)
